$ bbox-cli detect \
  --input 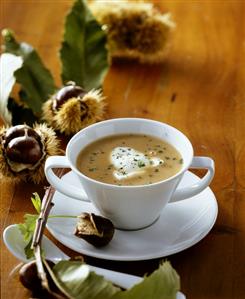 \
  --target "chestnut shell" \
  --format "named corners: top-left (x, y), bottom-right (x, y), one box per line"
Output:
top-left (75, 213), bottom-right (115, 247)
